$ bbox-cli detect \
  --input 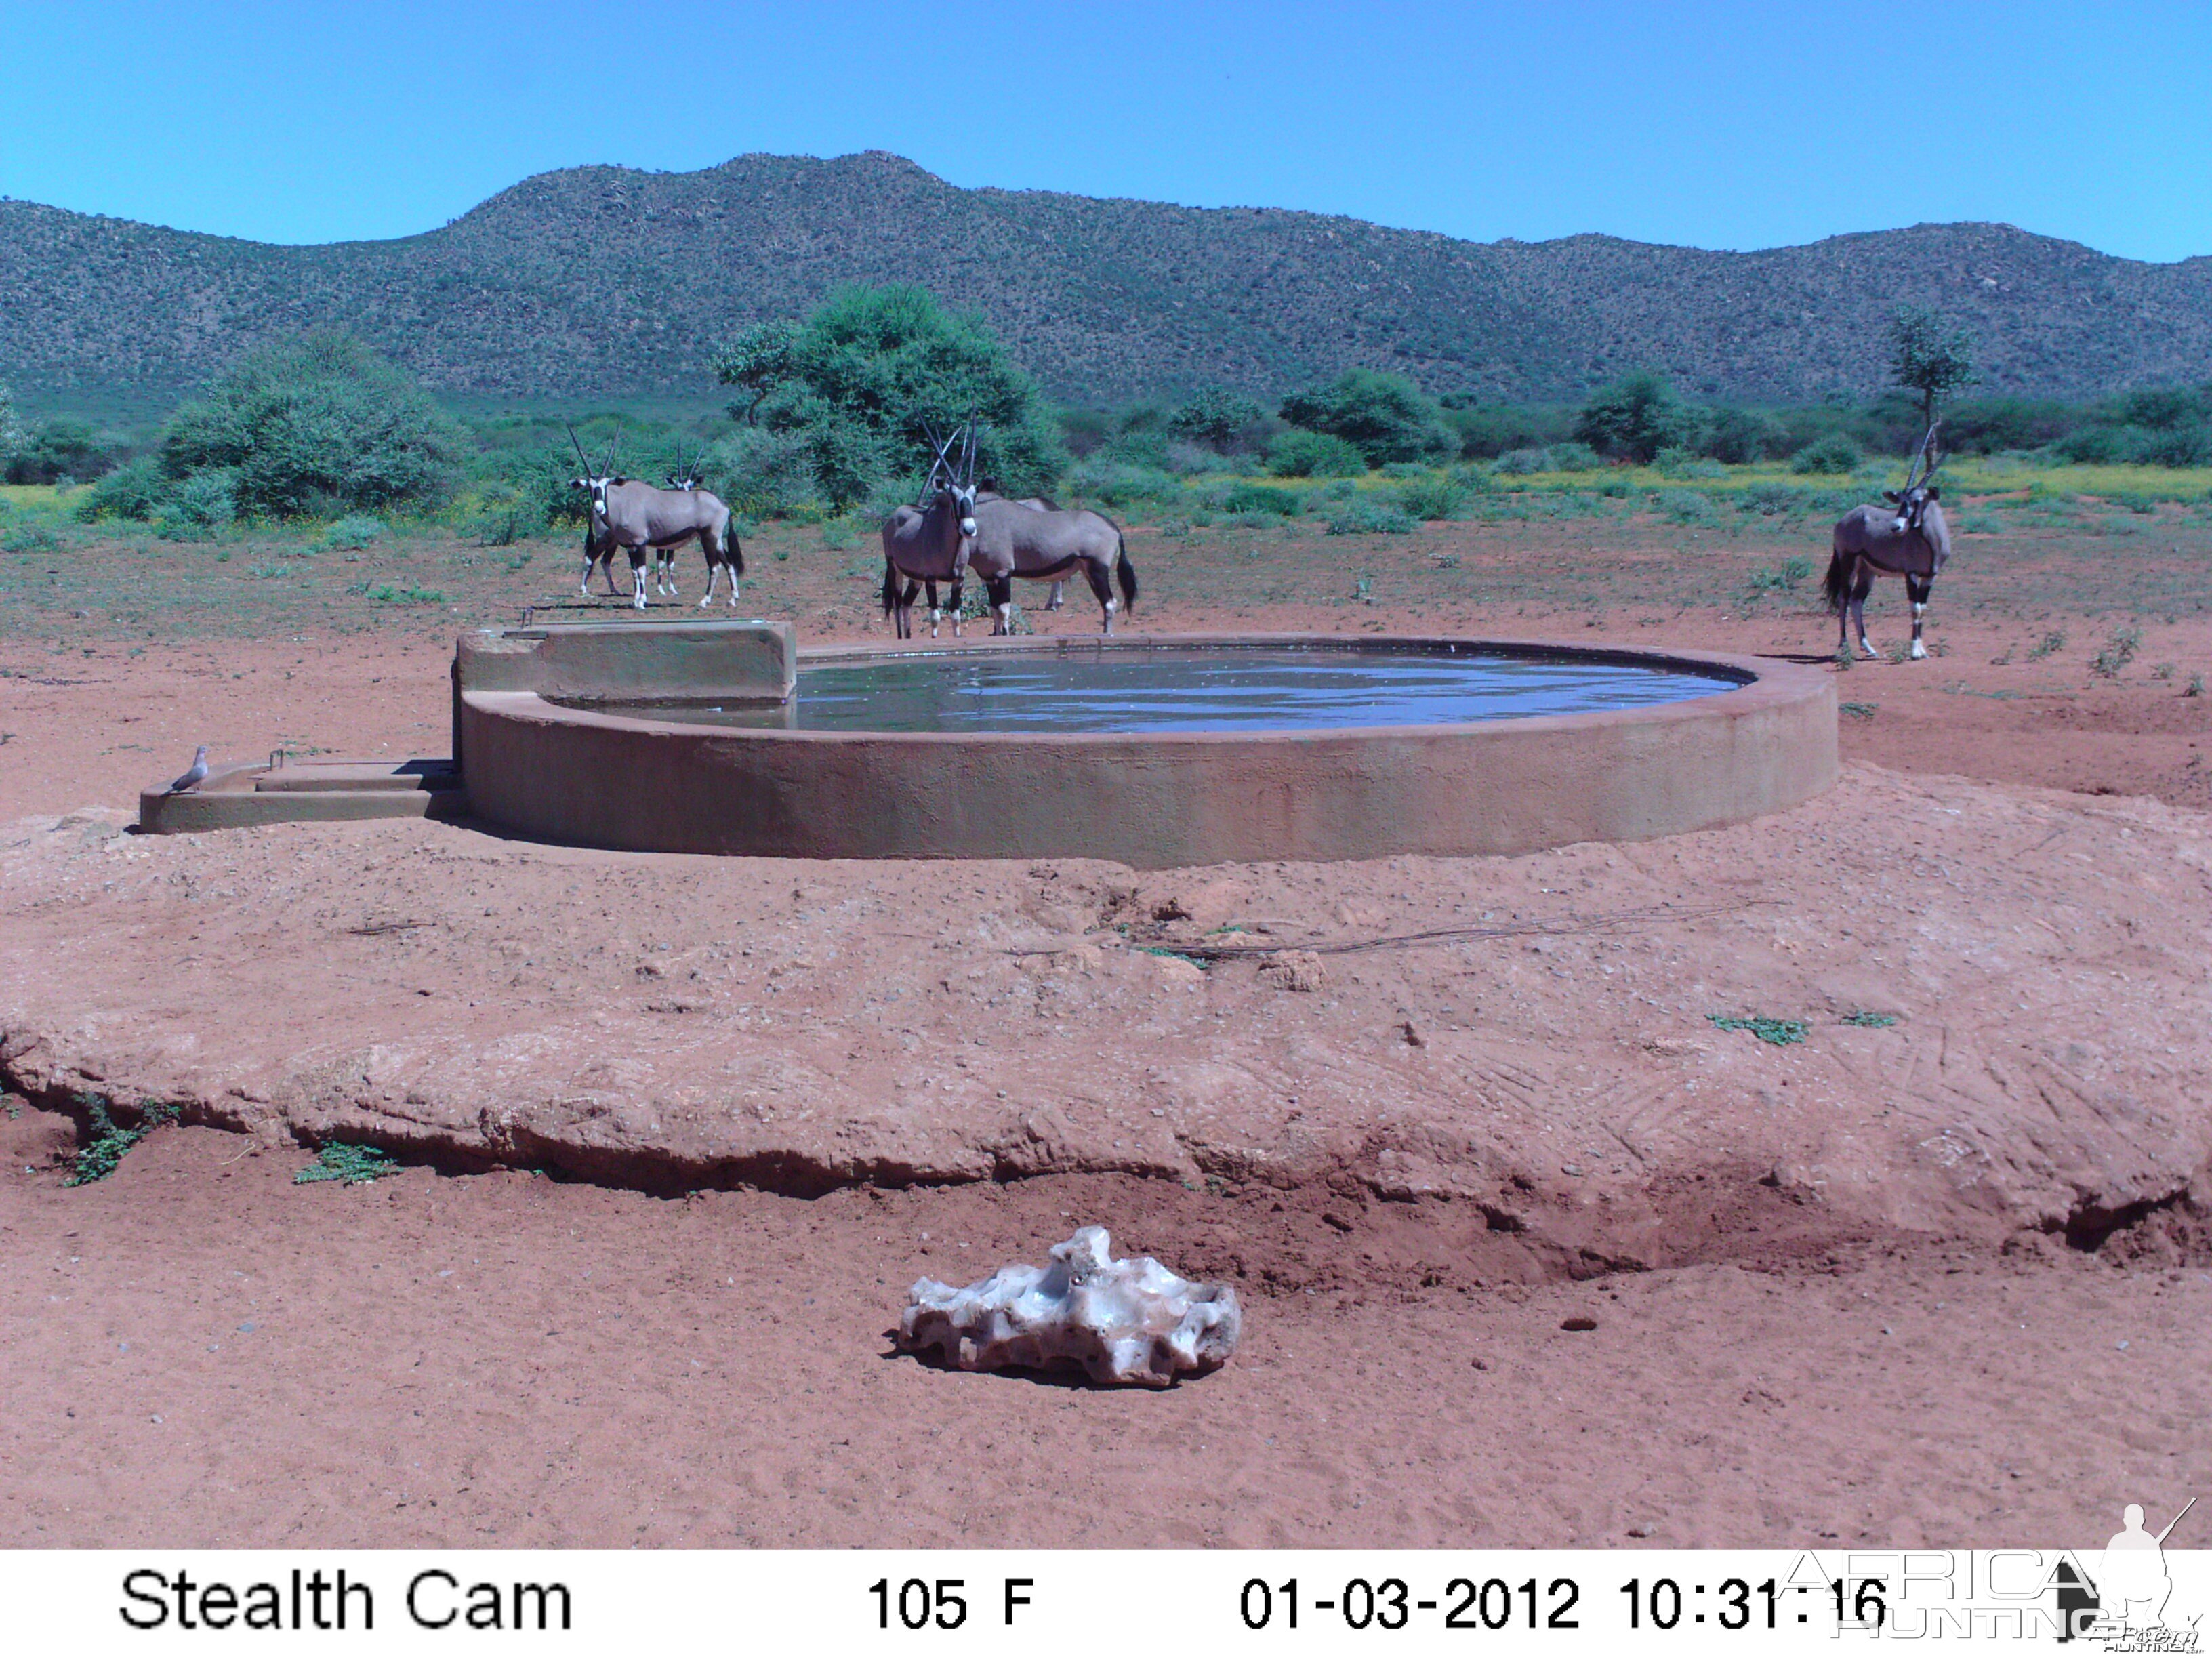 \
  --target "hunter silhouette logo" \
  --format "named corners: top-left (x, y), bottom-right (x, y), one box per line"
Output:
top-left (2059, 1497), bottom-right (2199, 1647)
